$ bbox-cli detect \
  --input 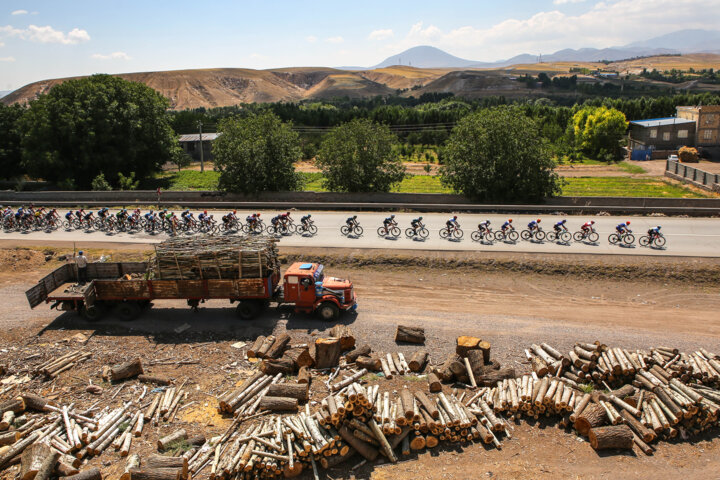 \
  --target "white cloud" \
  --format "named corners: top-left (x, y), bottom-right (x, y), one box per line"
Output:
top-left (0, 24), bottom-right (90, 44)
top-left (386, 0), bottom-right (720, 61)
top-left (553, 0), bottom-right (585, 4)
top-left (368, 29), bottom-right (393, 41)
top-left (325, 36), bottom-right (344, 44)
top-left (0, 41), bottom-right (4, 48)
top-left (91, 51), bottom-right (131, 60)
top-left (0, 56), bottom-right (15, 62)
top-left (11, 9), bottom-right (28, 15)
top-left (305, 35), bottom-right (317, 43)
